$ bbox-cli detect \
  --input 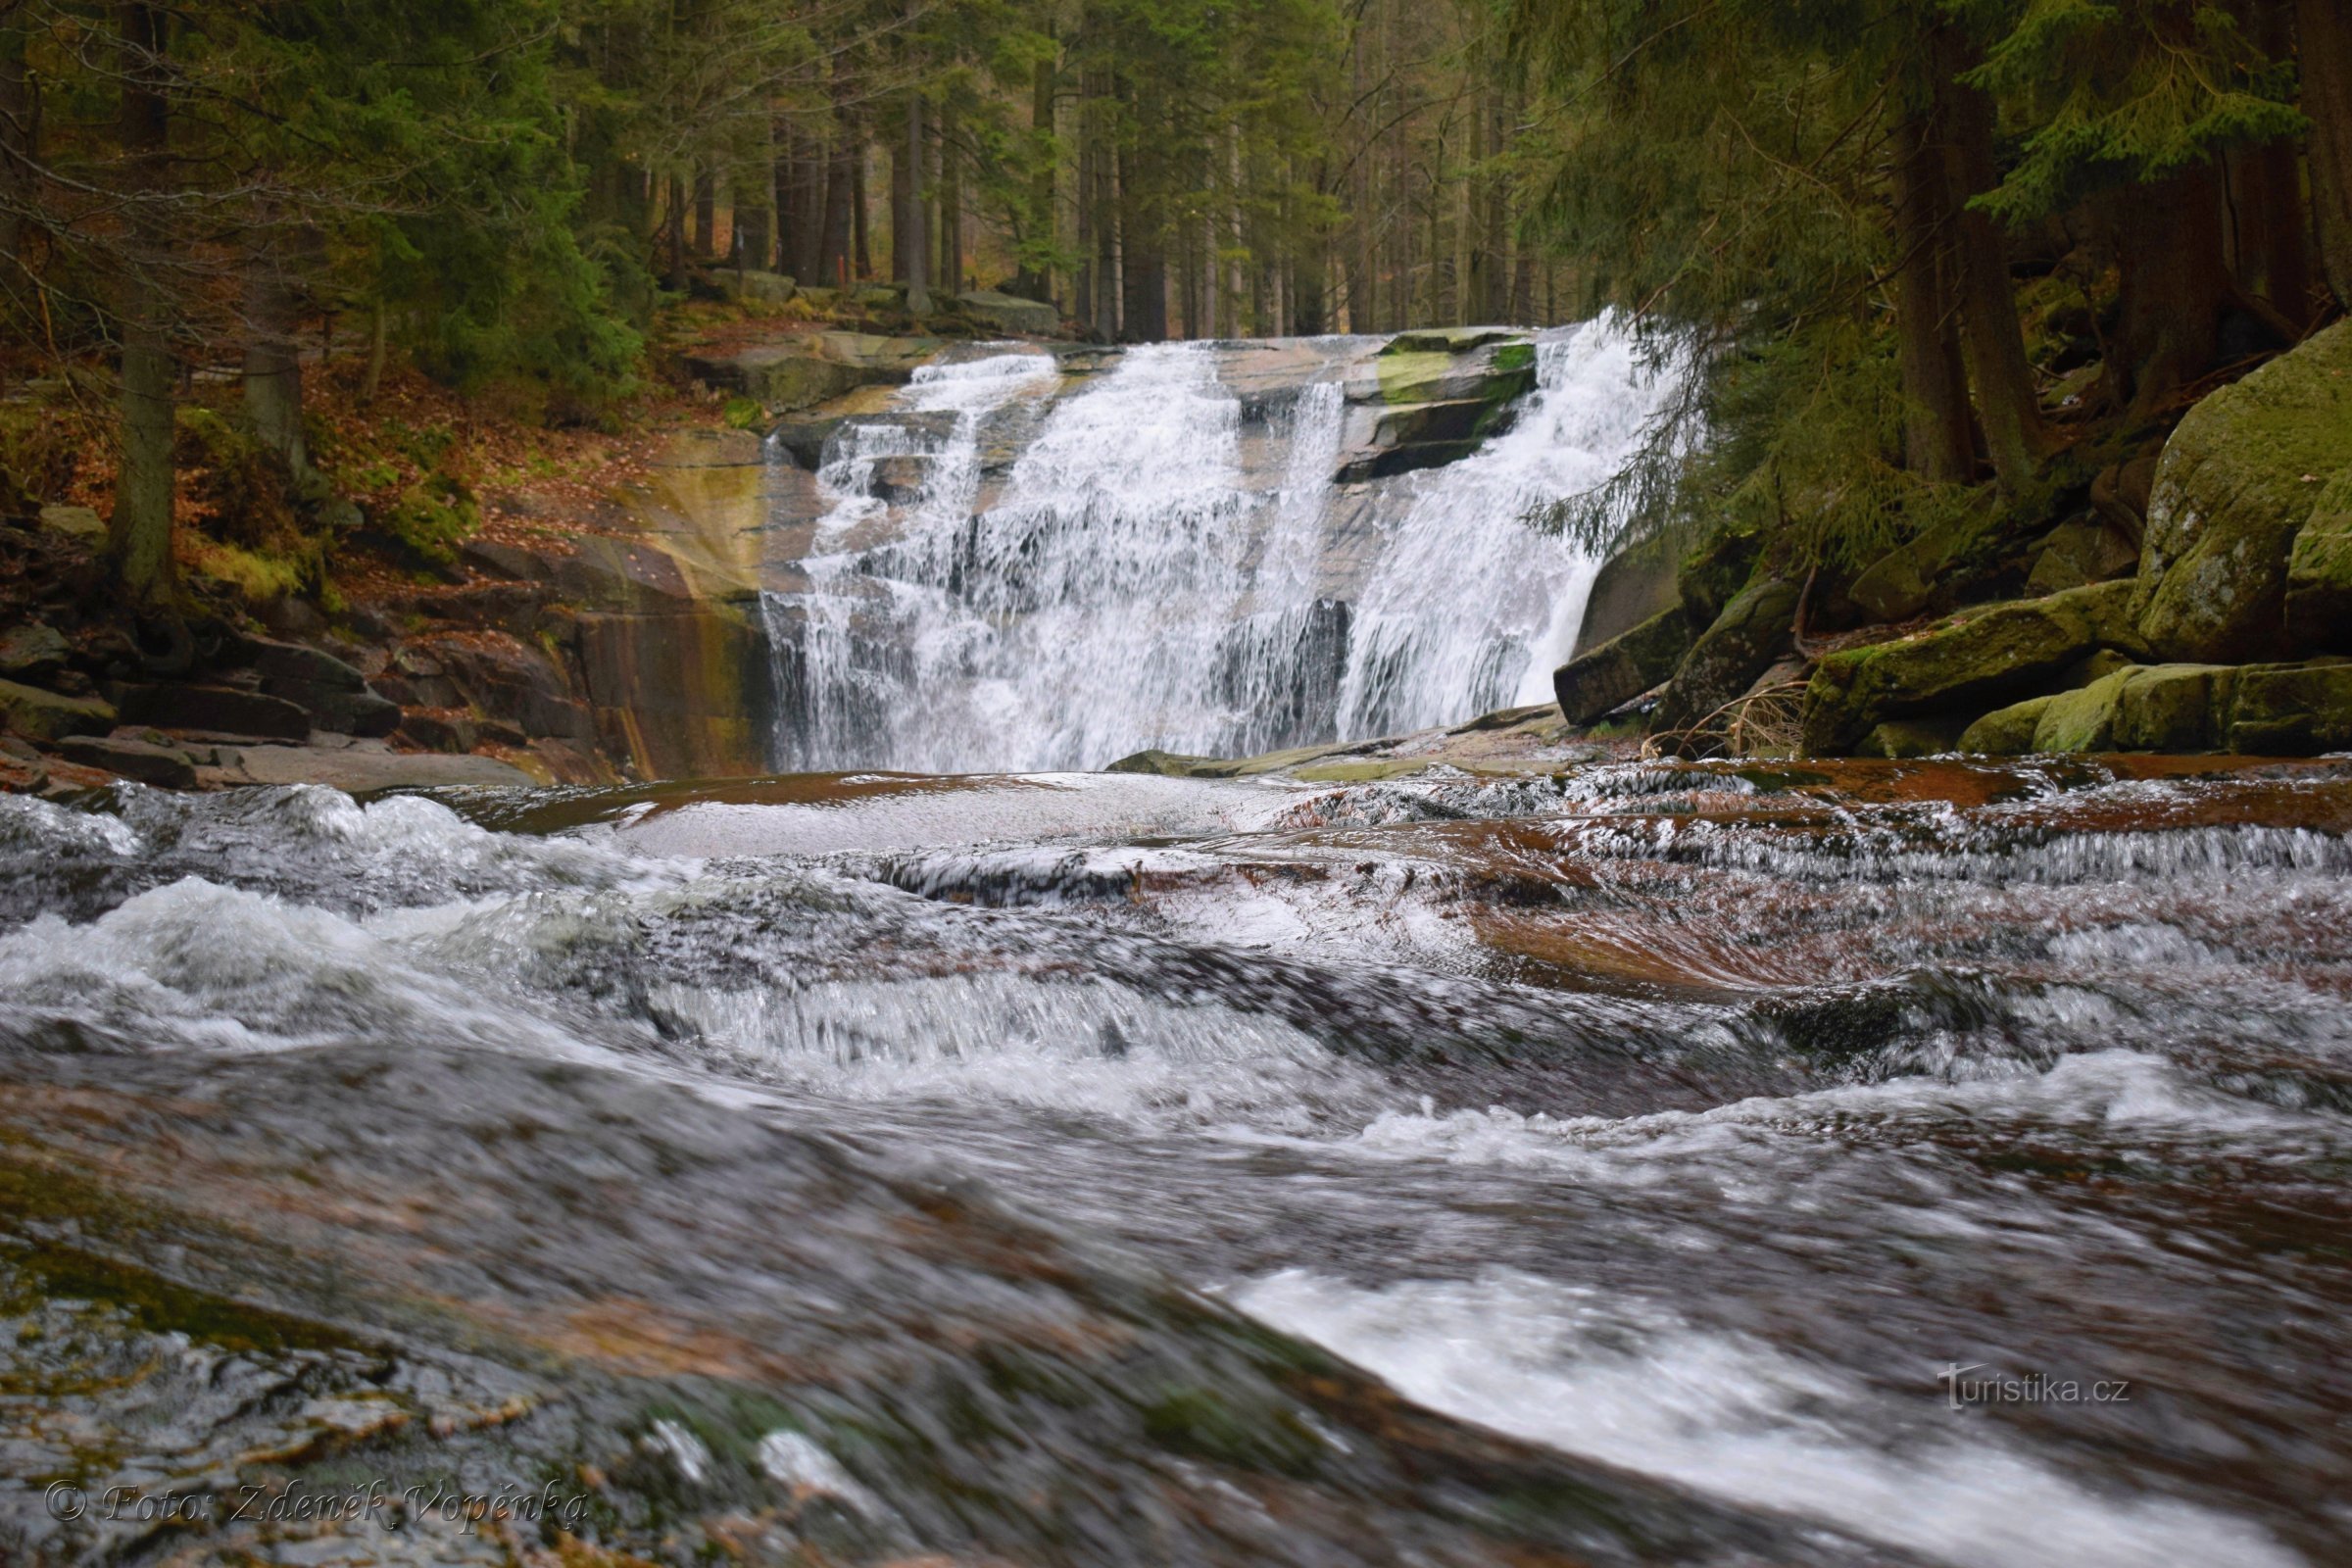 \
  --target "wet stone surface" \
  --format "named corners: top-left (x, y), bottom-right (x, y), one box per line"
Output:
top-left (0, 757), bottom-right (2348, 1565)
